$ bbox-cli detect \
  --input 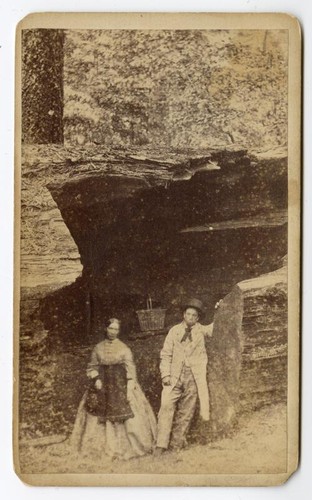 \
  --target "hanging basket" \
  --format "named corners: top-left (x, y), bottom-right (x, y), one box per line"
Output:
top-left (136, 308), bottom-right (167, 332)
